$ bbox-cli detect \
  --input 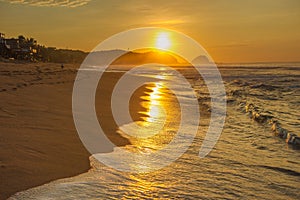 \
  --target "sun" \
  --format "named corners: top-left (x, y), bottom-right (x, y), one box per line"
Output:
top-left (155, 32), bottom-right (171, 50)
